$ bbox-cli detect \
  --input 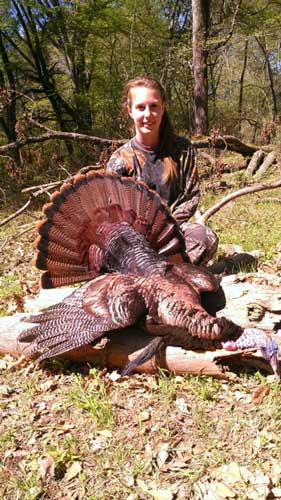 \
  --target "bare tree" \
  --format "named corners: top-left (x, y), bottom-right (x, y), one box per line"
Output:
top-left (238, 39), bottom-right (249, 133)
top-left (255, 36), bottom-right (278, 118)
top-left (192, 0), bottom-right (209, 135)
